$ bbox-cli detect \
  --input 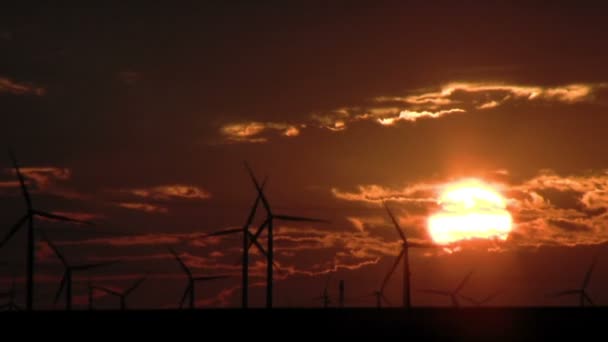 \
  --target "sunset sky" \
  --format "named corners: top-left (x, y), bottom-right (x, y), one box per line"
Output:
top-left (2, 2), bottom-right (608, 309)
